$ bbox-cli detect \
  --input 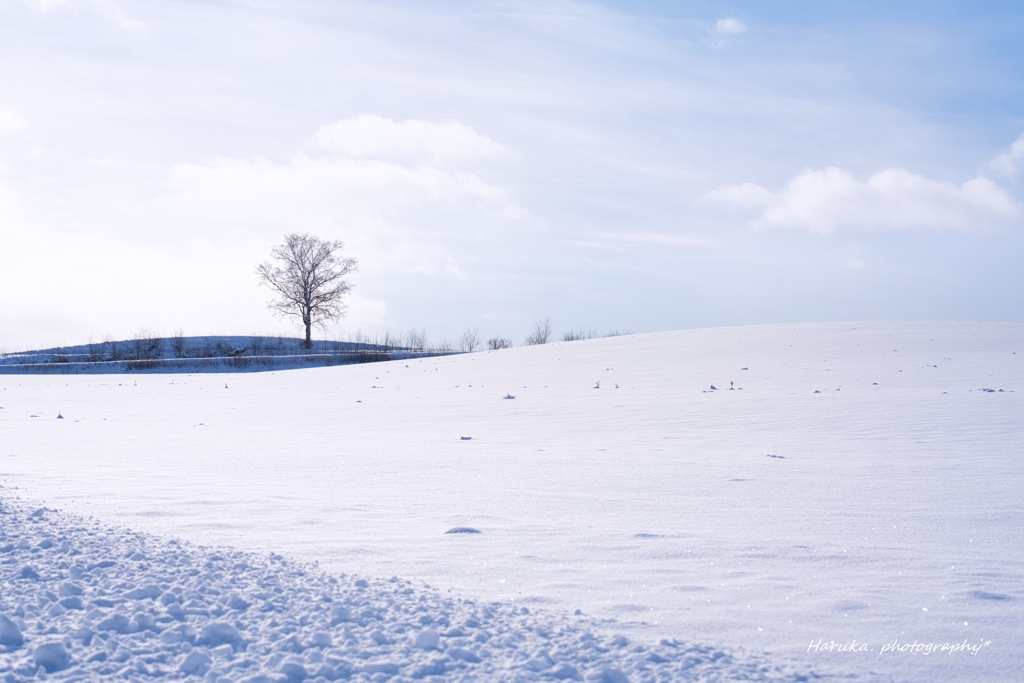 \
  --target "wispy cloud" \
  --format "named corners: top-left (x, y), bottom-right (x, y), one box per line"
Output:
top-left (24, 0), bottom-right (145, 30)
top-left (313, 115), bottom-right (504, 161)
top-left (705, 167), bottom-right (1020, 232)
top-left (715, 18), bottom-right (747, 36)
